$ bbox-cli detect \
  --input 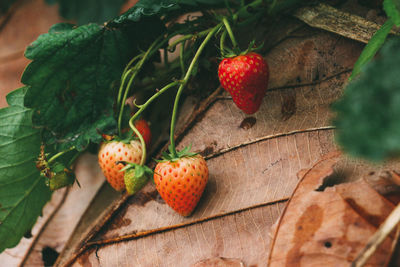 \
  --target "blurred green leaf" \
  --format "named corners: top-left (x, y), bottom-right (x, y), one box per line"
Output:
top-left (350, 19), bottom-right (394, 80)
top-left (0, 87), bottom-right (52, 252)
top-left (333, 38), bottom-right (400, 161)
top-left (384, 0), bottom-right (400, 26)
